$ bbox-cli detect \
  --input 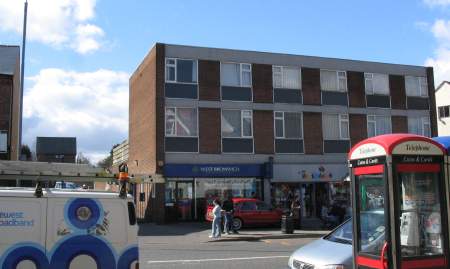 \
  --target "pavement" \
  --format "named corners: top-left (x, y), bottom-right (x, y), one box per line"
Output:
top-left (138, 222), bottom-right (329, 269)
